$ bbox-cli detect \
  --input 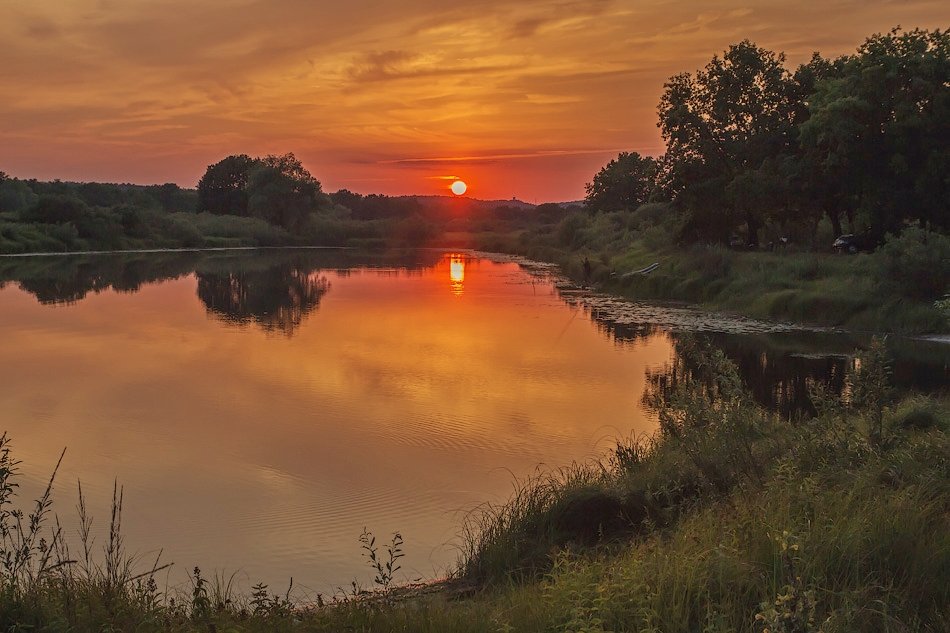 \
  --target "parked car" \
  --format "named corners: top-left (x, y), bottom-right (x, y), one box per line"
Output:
top-left (833, 233), bottom-right (863, 253)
